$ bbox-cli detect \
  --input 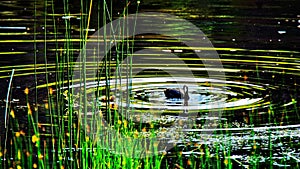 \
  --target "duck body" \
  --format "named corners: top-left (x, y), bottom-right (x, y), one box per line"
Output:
top-left (164, 88), bottom-right (183, 99)
top-left (164, 85), bottom-right (189, 100)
